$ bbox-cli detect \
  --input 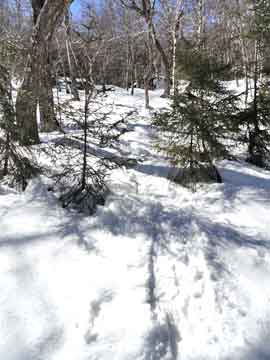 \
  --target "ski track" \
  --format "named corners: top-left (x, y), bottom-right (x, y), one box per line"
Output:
top-left (1, 86), bottom-right (270, 359)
